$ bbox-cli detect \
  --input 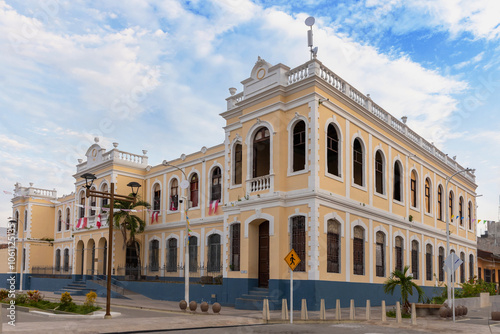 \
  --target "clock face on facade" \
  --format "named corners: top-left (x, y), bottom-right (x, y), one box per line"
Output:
top-left (256, 67), bottom-right (266, 80)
